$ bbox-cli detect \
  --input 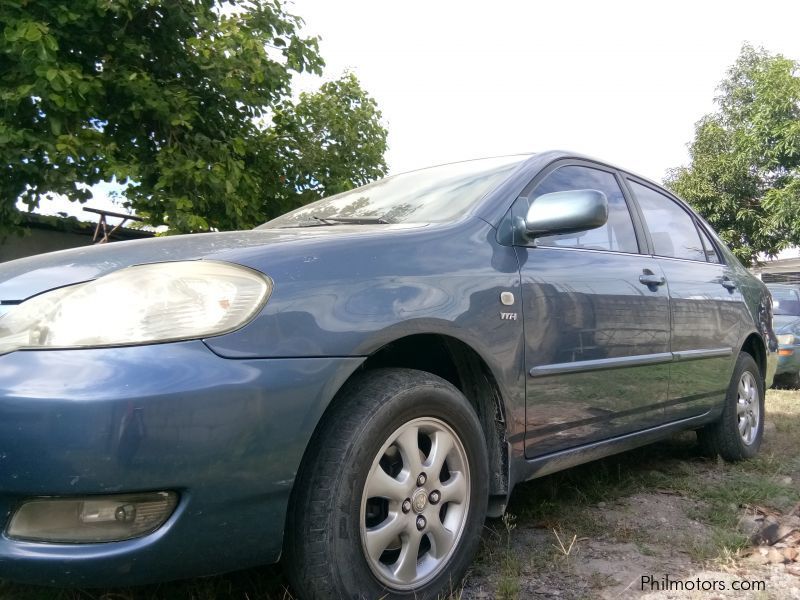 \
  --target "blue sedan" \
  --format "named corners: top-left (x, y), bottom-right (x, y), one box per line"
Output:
top-left (0, 152), bottom-right (776, 598)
